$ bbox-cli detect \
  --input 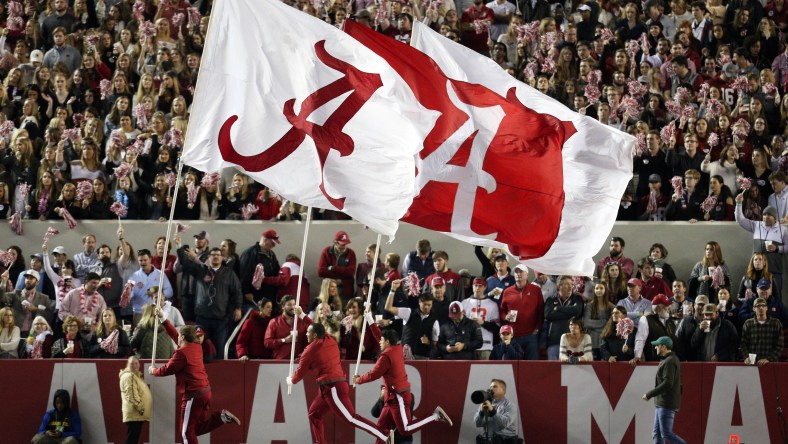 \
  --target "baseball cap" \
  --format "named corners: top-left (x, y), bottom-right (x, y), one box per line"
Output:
top-left (193, 230), bottom-right (211, 243)
top-left (473, 278), bottom-right (486, 286)
top-left (494, 253), bottom-right (508, 261)
top-left (754, 297), bottom-right (768, 307)
top-left (30, 253), bottom-right (44, 261)
top-left (500, 325), bottom-right (514, 335)
top-left (702, 303), bottom-right (718, 314)
top-left (648, 174), bottom-right (661, 183)
top-left (30, 50), bottom-right (44, 64)
top-left (721, 63), bottom-right (738, 78)
top-left (432, 276), bottom-right (445, 287)
top-left (513, 264), bottom-right (529, 273)
top-left (627, 278), bottom-right (643, 287)
top-left (757, 278), bottom-right (771, 289)
top-left (334, 231), bottom-right (351, 245)
top-left (448, 301), bottom-right (463, 319)
top-left (578, 4), bottom-right (592, 11)
top-left (695, 295), bottom-right (709, 305)
top-left (52, 246), bottom-right (67, 255)
top-left (651, 336), bottom-right (673, 348)
top-left (23, 269), bottom-right (40, 281)
top-left (194, 325), bottom-right (205, 337)
top-left (262, 229), bottom-right (281, 244)
top-left (651, 294), bottom-right (670, 307)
